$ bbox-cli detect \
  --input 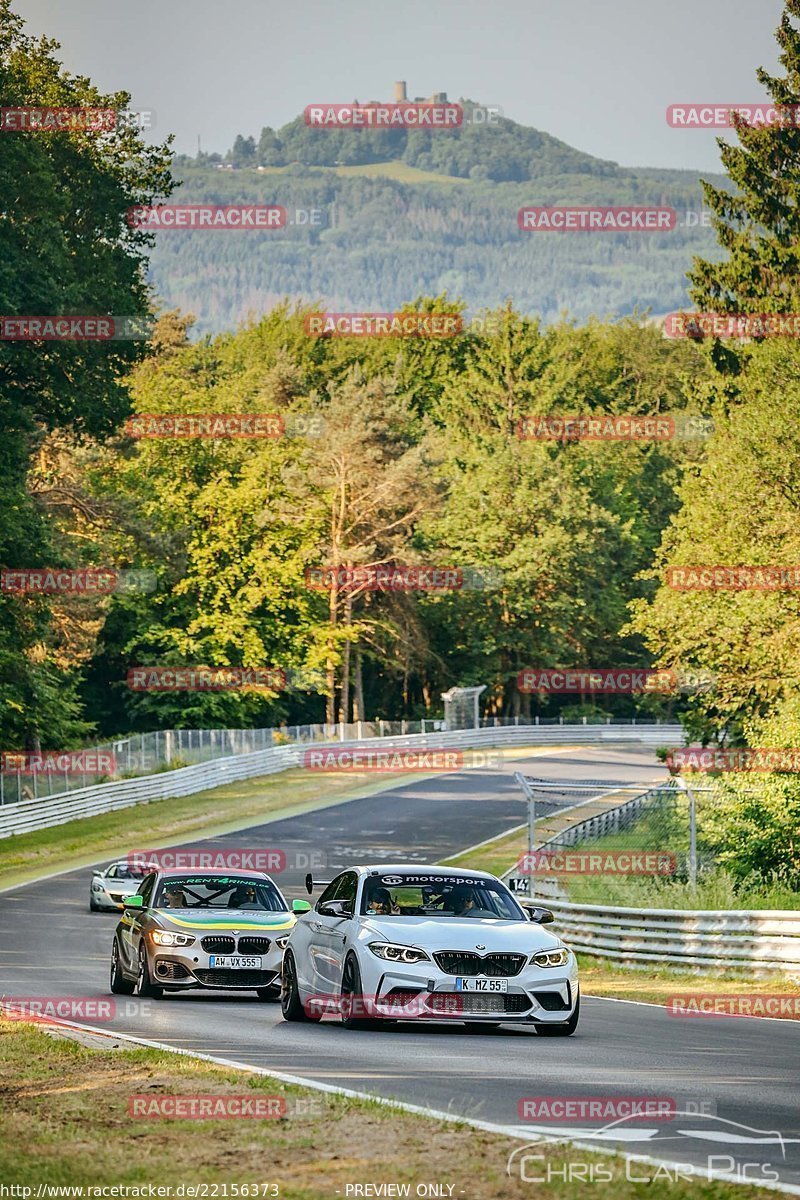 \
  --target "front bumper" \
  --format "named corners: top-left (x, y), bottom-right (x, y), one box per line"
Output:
top-left (92, 887), bottom-right (134, 911)
top-left (148, 943), bottom-right (285, 990)
top-left (356, 958), bottom-right (579, 1024)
